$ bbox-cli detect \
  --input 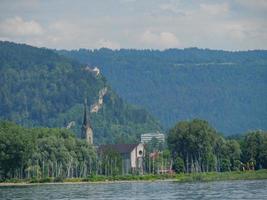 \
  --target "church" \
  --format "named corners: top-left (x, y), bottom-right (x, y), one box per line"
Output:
top-left (81, 98), bottom-right (145, 173)
top-left (98, 143), bottom-right (145, 174)
top-left (81, 98), bottom-right (93, 144)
